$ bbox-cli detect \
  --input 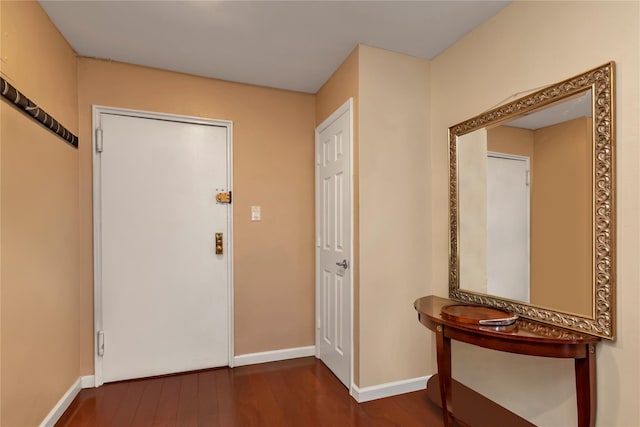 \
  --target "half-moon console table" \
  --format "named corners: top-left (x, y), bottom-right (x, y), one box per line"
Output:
top-left (414, 295), bottom-right (600, 427)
